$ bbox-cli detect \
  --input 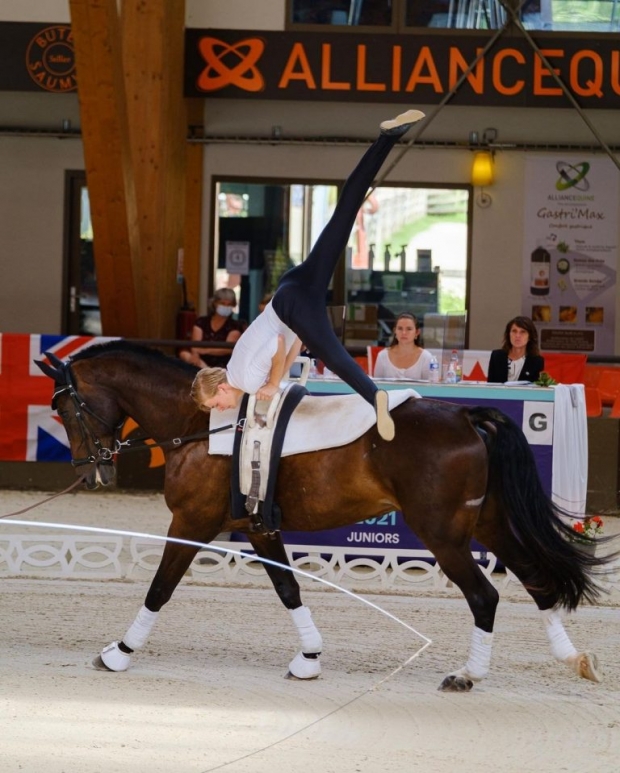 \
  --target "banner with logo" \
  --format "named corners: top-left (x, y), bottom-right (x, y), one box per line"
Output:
top-left (522, 156), bottom-right (619, 355)
top-left (184, 28), bottom-right (620, 109)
